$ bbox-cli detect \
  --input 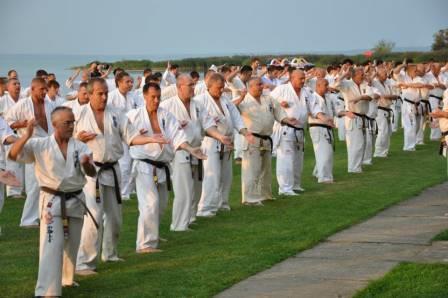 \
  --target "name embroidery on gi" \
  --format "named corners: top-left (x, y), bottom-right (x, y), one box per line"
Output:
top-left (74, 150), bottom-right (80, 169)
